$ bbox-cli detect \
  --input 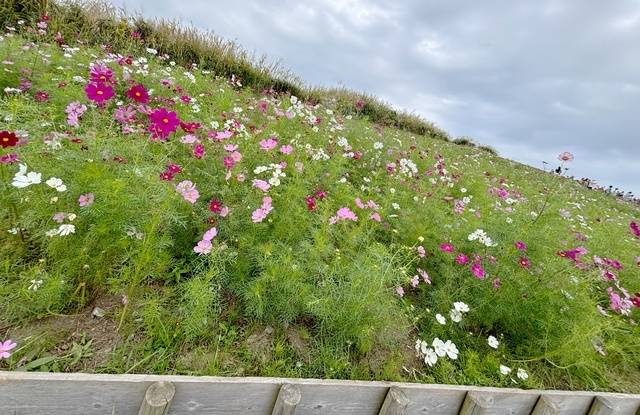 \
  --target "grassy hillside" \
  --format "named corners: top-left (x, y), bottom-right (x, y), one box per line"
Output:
top-left (1, 9), bottom-right (639, 393)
